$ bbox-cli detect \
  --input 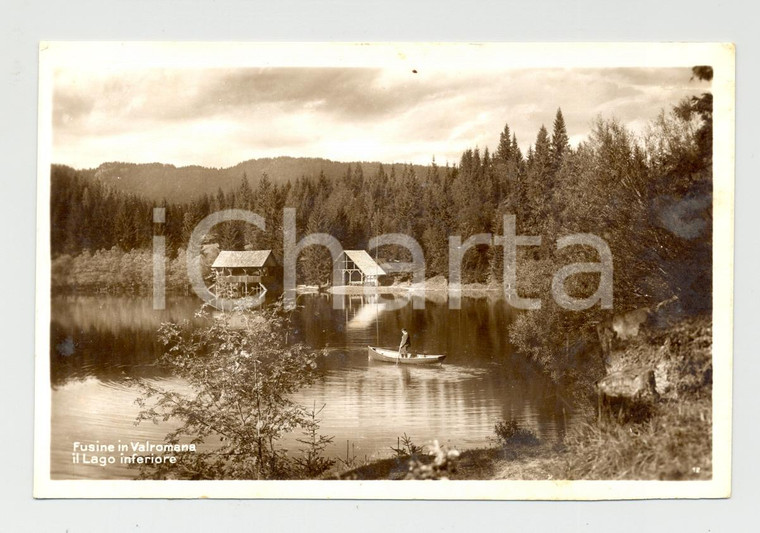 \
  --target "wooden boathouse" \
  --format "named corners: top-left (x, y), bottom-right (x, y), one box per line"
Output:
top-left (210, 250), bottom-right (279, 298)
top-left (334, 250), bottom-right (386, 286)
